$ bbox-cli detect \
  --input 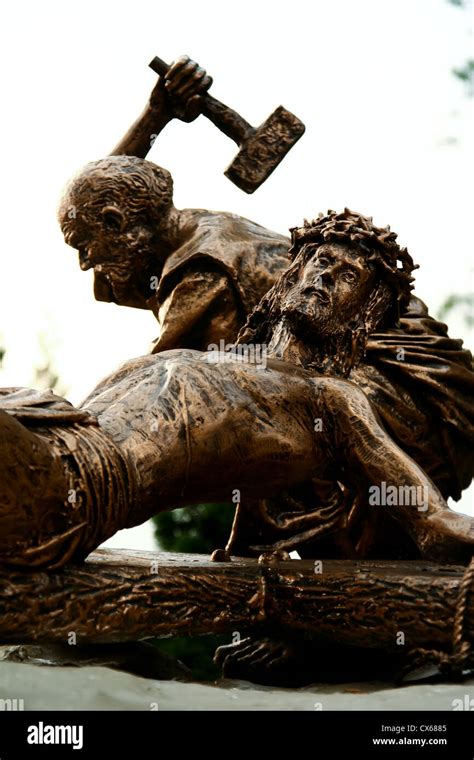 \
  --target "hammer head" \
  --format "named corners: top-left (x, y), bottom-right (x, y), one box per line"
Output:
top-left (224, 106), bottom-right (305, 194)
